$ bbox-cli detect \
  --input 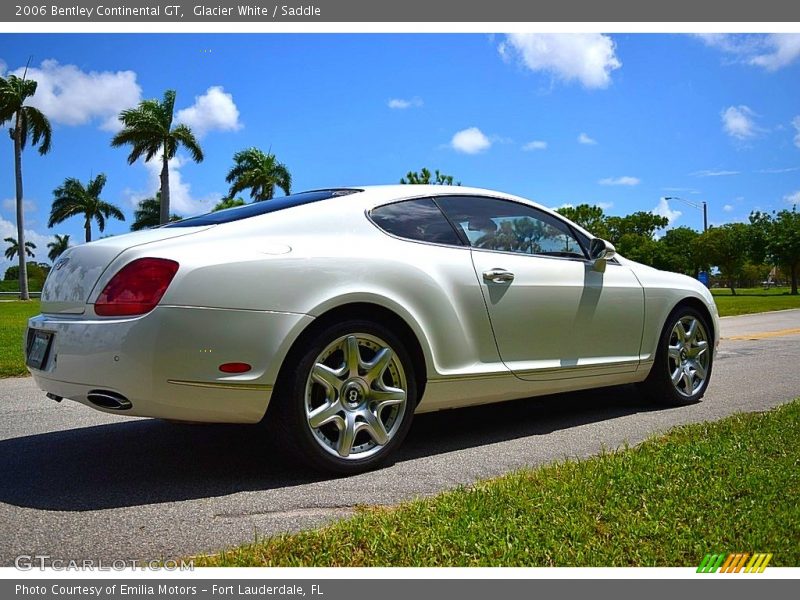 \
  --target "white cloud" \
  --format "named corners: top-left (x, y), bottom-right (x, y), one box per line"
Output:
top-left (599, 176), bottom-right (640, 186)
top-left (723, 204), bottom-right (734, 212)
top-left (125, 154), bottom-right (221, 217)
top-left (522, 140), bottom-right (547, 151)
top-left (749, 34), bottom-right (800, 71)
top-left (695, 33), bottom-right (800, 71)
top-left (10, 59), bottom-right (141, 131)
top-left (387, 97), bottom-right (423, 109)
top-left (175, 86), bottom-right (242, 137)
top-left (786, 190), bottom-right (800, 205)
top-left (450, 127), bottom-right (491, 154)
top-left (578, 132), bottom-right (597, 145)
top-left (694, 33), bottom-right (752, 54)
top-left (597, 202), bottom-right (614, 210)
top-left (692, 169), bottom-right (739, 177)
top-left (0, 216), bottom-right (54, 274)
top-left (2, 198), bottom-right (36, 214)
top-left (499, 33), bottom-right (621, 89)
top-left (758, 166), bottom-right (799, 174)
top-left (792, 116), bottom-right (800, 148)
top-left (653, 198), bottom-right (682, 225)
top-left (721, 105), bottom-right (762, 140)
